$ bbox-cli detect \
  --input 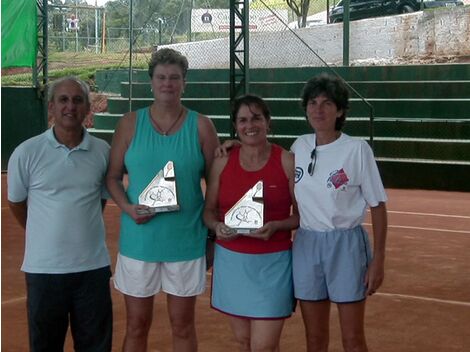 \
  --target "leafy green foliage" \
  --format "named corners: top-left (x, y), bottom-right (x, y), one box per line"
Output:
top-left (250, 0), bottom-right (289, 9)
top-left (103, 0), bottom-right (230, 45)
